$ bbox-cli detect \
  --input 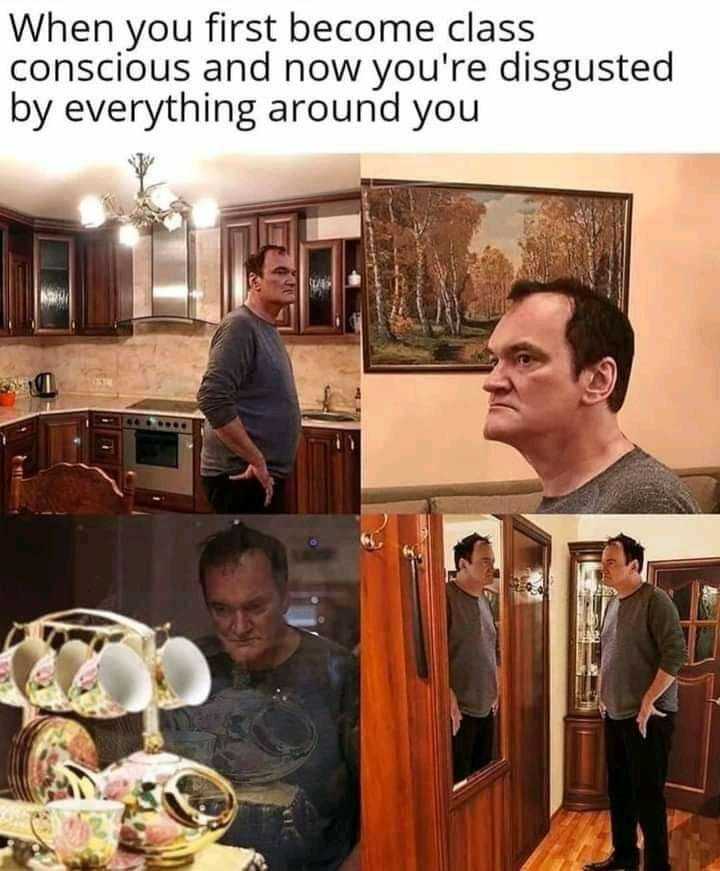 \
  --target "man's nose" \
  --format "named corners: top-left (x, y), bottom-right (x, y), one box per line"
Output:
top-left (231, 610), bottom-right (252, 635)
top-left (483, 362), bottom-right (510, 394)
